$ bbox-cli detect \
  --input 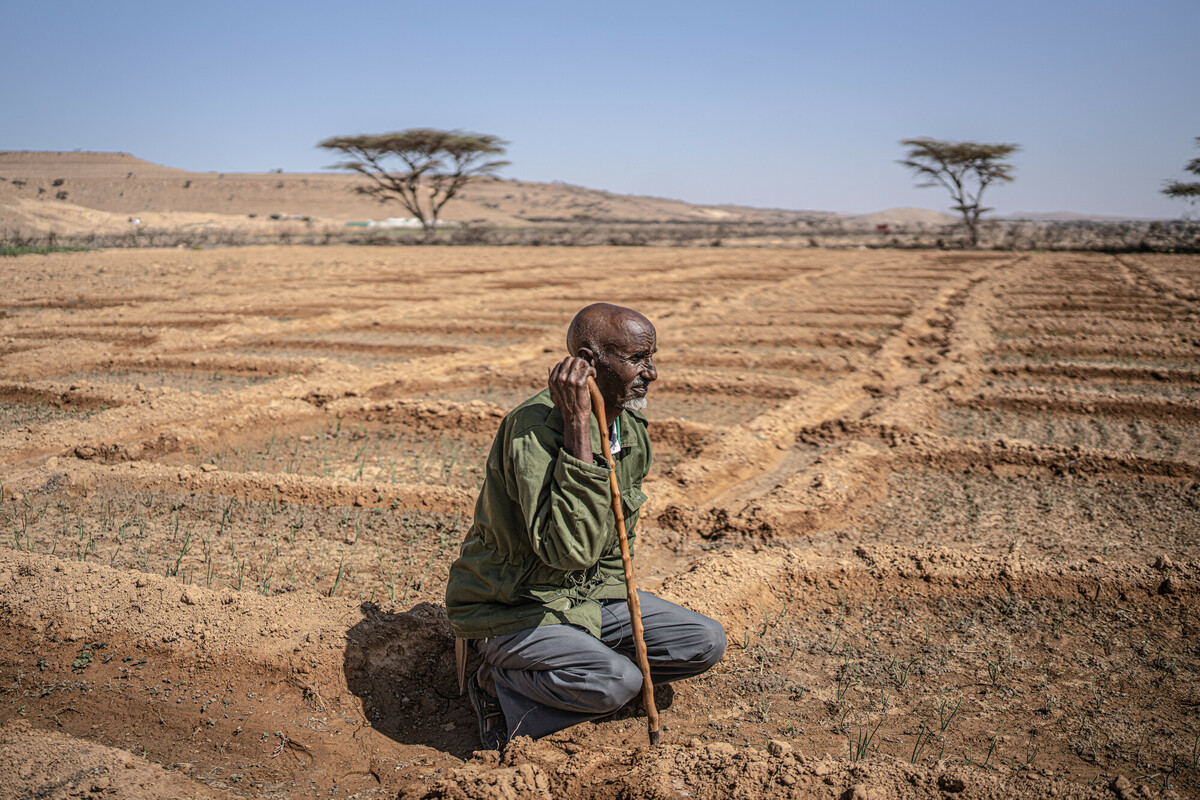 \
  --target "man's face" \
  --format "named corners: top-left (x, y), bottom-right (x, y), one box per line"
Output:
top-left (594, 317), bottom-right (658, 412)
